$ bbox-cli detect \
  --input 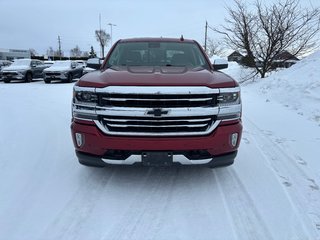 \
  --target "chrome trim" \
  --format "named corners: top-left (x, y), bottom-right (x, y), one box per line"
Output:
top-left (94, 106), bottom-right (219, 117)
top-left (74, 86), bottom-right (96, 92)
top-left (101, 155), bottom-right (212, 165)
top-left (219, 86), bottom-right (240, 93)
top-left (102, 117), bottom-right (212, 123)
top-left (106, 123), bottom-right (208, 128)
top-left (94, 120), bottom-right (221, 136)
top-left (218, 104), bottom-right (242, 116)
top-left (102, 97), bottom-right (213, 102)
top-left (96, 86), bottom-right (219, 95)
top-left (74, 117), bottom-right (95, 122)
top-left (102, 155), bottom-right (141, 165)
